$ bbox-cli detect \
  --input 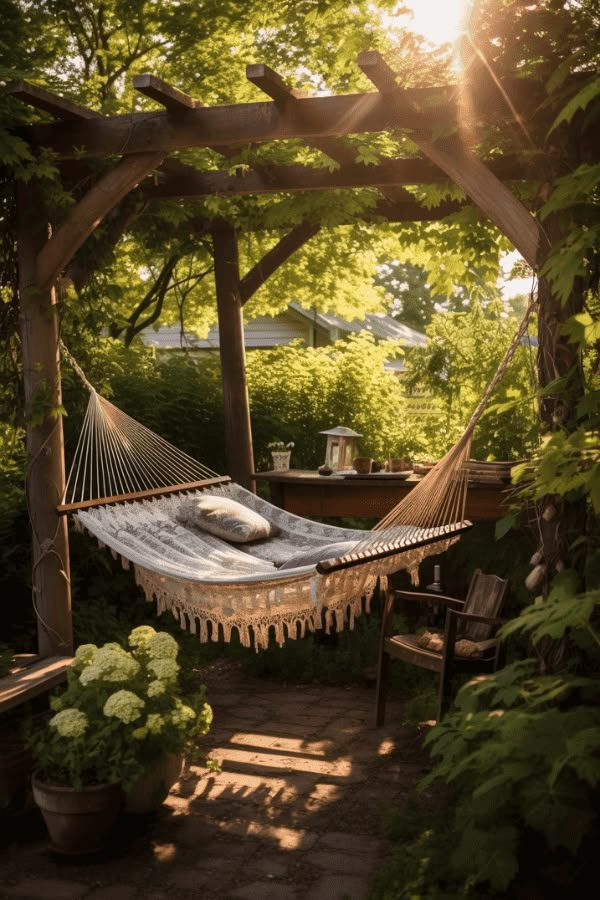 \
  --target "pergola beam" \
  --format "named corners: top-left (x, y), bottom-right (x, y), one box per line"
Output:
top-left (5, 80), bottom-right (99, 120)
top-left (133, 74), bottom-right (198, 111)
top-left (246, 64), bottom-right (306, 103)
top-left (149, 155), bottom-right (533, 199)
top-left (21, 77), bottom-right (542, 161)
top-left (358, 51), bottom-right (546, 269)
top-left (246, 63), bottom-right (416, 206)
